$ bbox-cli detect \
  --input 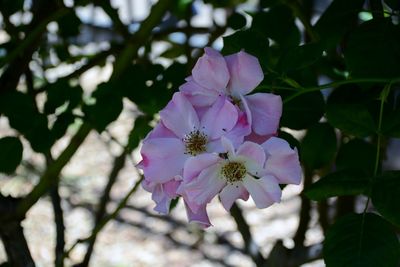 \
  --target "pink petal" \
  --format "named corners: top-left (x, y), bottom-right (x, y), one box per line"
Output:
top-left (236, 141), bottom-right (266, 167)
top-left (244, 132), bottom-right (274, 145)
top-left (152, 184), bottom-right (171, 214)
top-left (183, 163), bottom-right (226, 213)
top-left (261, 137), bottom-right (302, 185)
top-left (242, 174), bottom-right (282, 209)
top-left (219, 183), bottom-right (249, 211)
top-left (201, 96), bottom-right (238, 140)
top-left (140, 137), bottom-right (187, 183)
top-left (184, 202), bottom-right (212, 228)
top-left (192, 47), bottom-right (229, 92)
top-left (159, 92), bottom-right (200, 138)
top-left (221, 136), bottom-right (236, 156)
top-left (179, 80), bottom-right (219, 107)
top-left (146, 121), bottom-right (176, 139)
top-left (245, 93), bottom-right (282, 136)
top-left (223, 109), bottom-right (251, 148)
top-left (225, 51), bottom-right (264, 96)
top-left (182, 153), bottom-right (222, 184)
